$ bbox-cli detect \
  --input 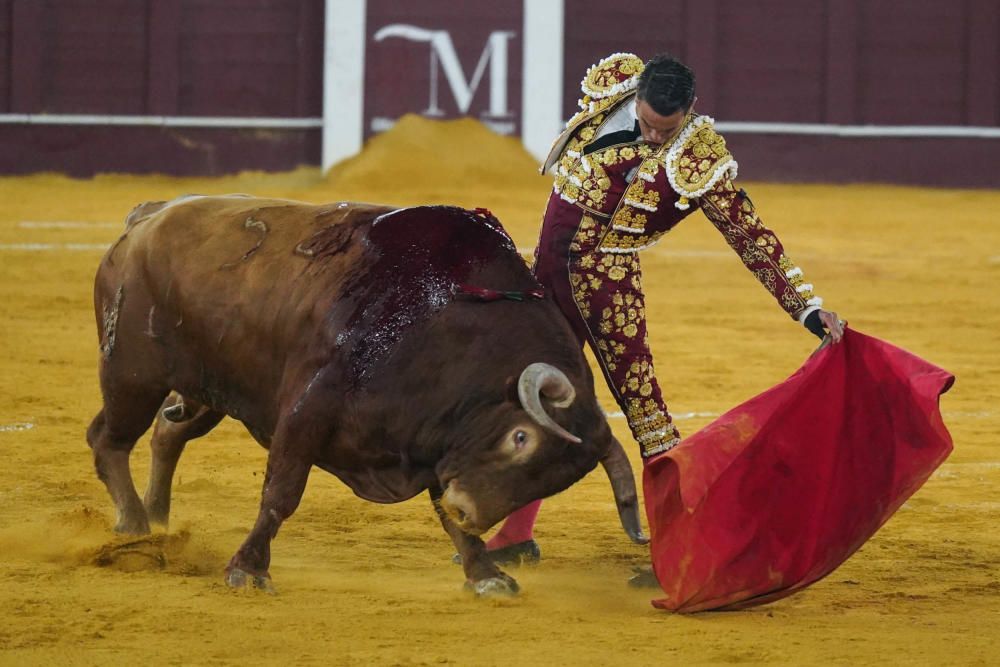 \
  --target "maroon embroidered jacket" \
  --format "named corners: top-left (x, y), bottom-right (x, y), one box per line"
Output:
top-left (542, 53), bottom-right (823, 322)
